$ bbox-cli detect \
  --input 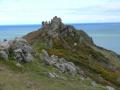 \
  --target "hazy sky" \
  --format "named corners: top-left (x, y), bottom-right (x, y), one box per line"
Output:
top-left (0, 0), bottom-right (120, 25)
